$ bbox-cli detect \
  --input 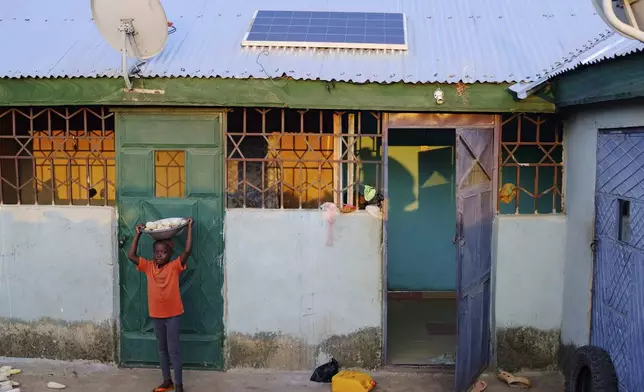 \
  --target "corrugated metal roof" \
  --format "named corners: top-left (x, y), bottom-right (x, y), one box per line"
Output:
top-left (539, 32), bottom-right (644, 79)
top-left (509, 31), bottom-right (644, 98)
top-left (0, 0), bottom-right (616, 83)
